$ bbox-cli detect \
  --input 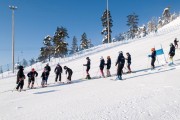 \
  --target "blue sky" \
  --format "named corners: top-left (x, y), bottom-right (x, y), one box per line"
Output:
top-left (0, 0), bottom-right (180, 68)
